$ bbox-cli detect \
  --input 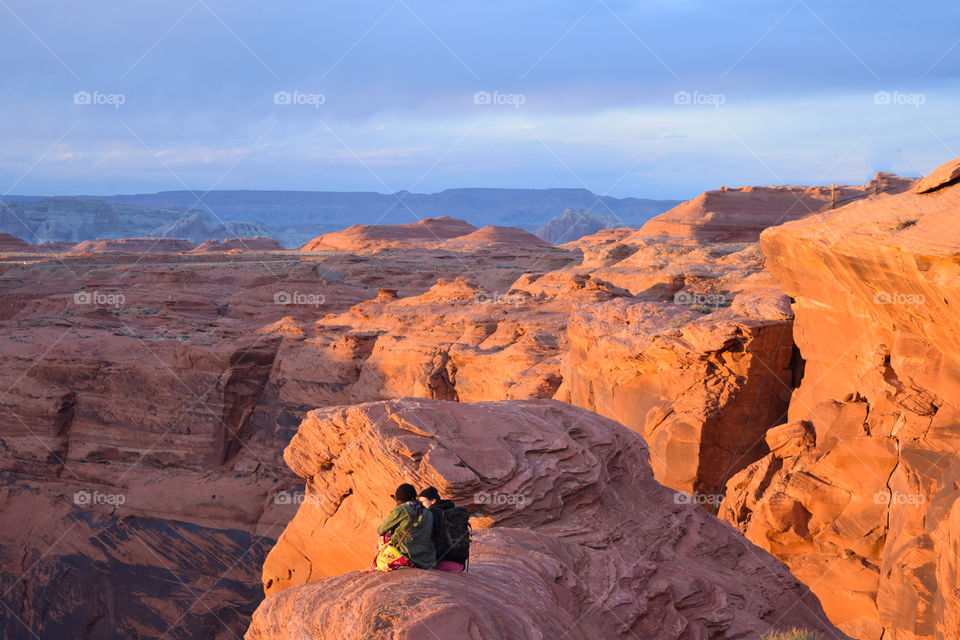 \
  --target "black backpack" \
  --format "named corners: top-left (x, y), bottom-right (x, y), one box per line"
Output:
top-left (436, 505), bottom-right (471, 568)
